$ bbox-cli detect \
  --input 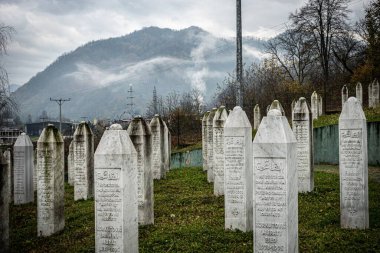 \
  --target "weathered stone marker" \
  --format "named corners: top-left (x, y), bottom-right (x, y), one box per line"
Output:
top-left (206, 108), bottom-right (217, 183)
top-left (73, 122), bottom-right (94, 201)
top-left (368, 81), bottom-right (373, 108)
top-left (292, 98), bottom-right (314, 192)
top-left (67, 141), bottom-right (74, 186)
top-left (318, 95), bottom-right (323, 116)
top-left (4, 149), bottom-right (12, 203)
top-left (253, 109), bottom-right (298, 253)
top-left (253, 104), bottom-right (261, 130)
top-left (163, 121), bottom-right (170, 172)
top-left (202, 111), bottom-right (210, 172)
top-left (342, 85), bottom-right (348, 109)
top-left (0, 152), bottom-right (10, 252)
top-left (311, 91), bottom-right (319, 120)
top-left (37, 124), bottom-right (65, 236)
top-left (339, 97), bottom-right (369, 229)
top-left (291, 100), bottom-right (296, 123)
top-left (373, 79), bottom-right (379, 107)
top-left (356, 82), bottom-right (363, 105)
top-left (95, 124), bottom-right (138, 253)
top-left (224, 106), bottom-right (253, 232)
top-left (269, 100), bottom-right (285, 116)
top-left (213, 106), bottom-right (228, 196)
top-left (33, 149), bottom-right (37, 191)
top-left (13, 133), bottom-right (34, 204)
top-left (266, 105), bottom-right (270, 115)
top-left (127, 116), bottom-right (154, 225)
top-left (150, 114), bottom-right (165, 179)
